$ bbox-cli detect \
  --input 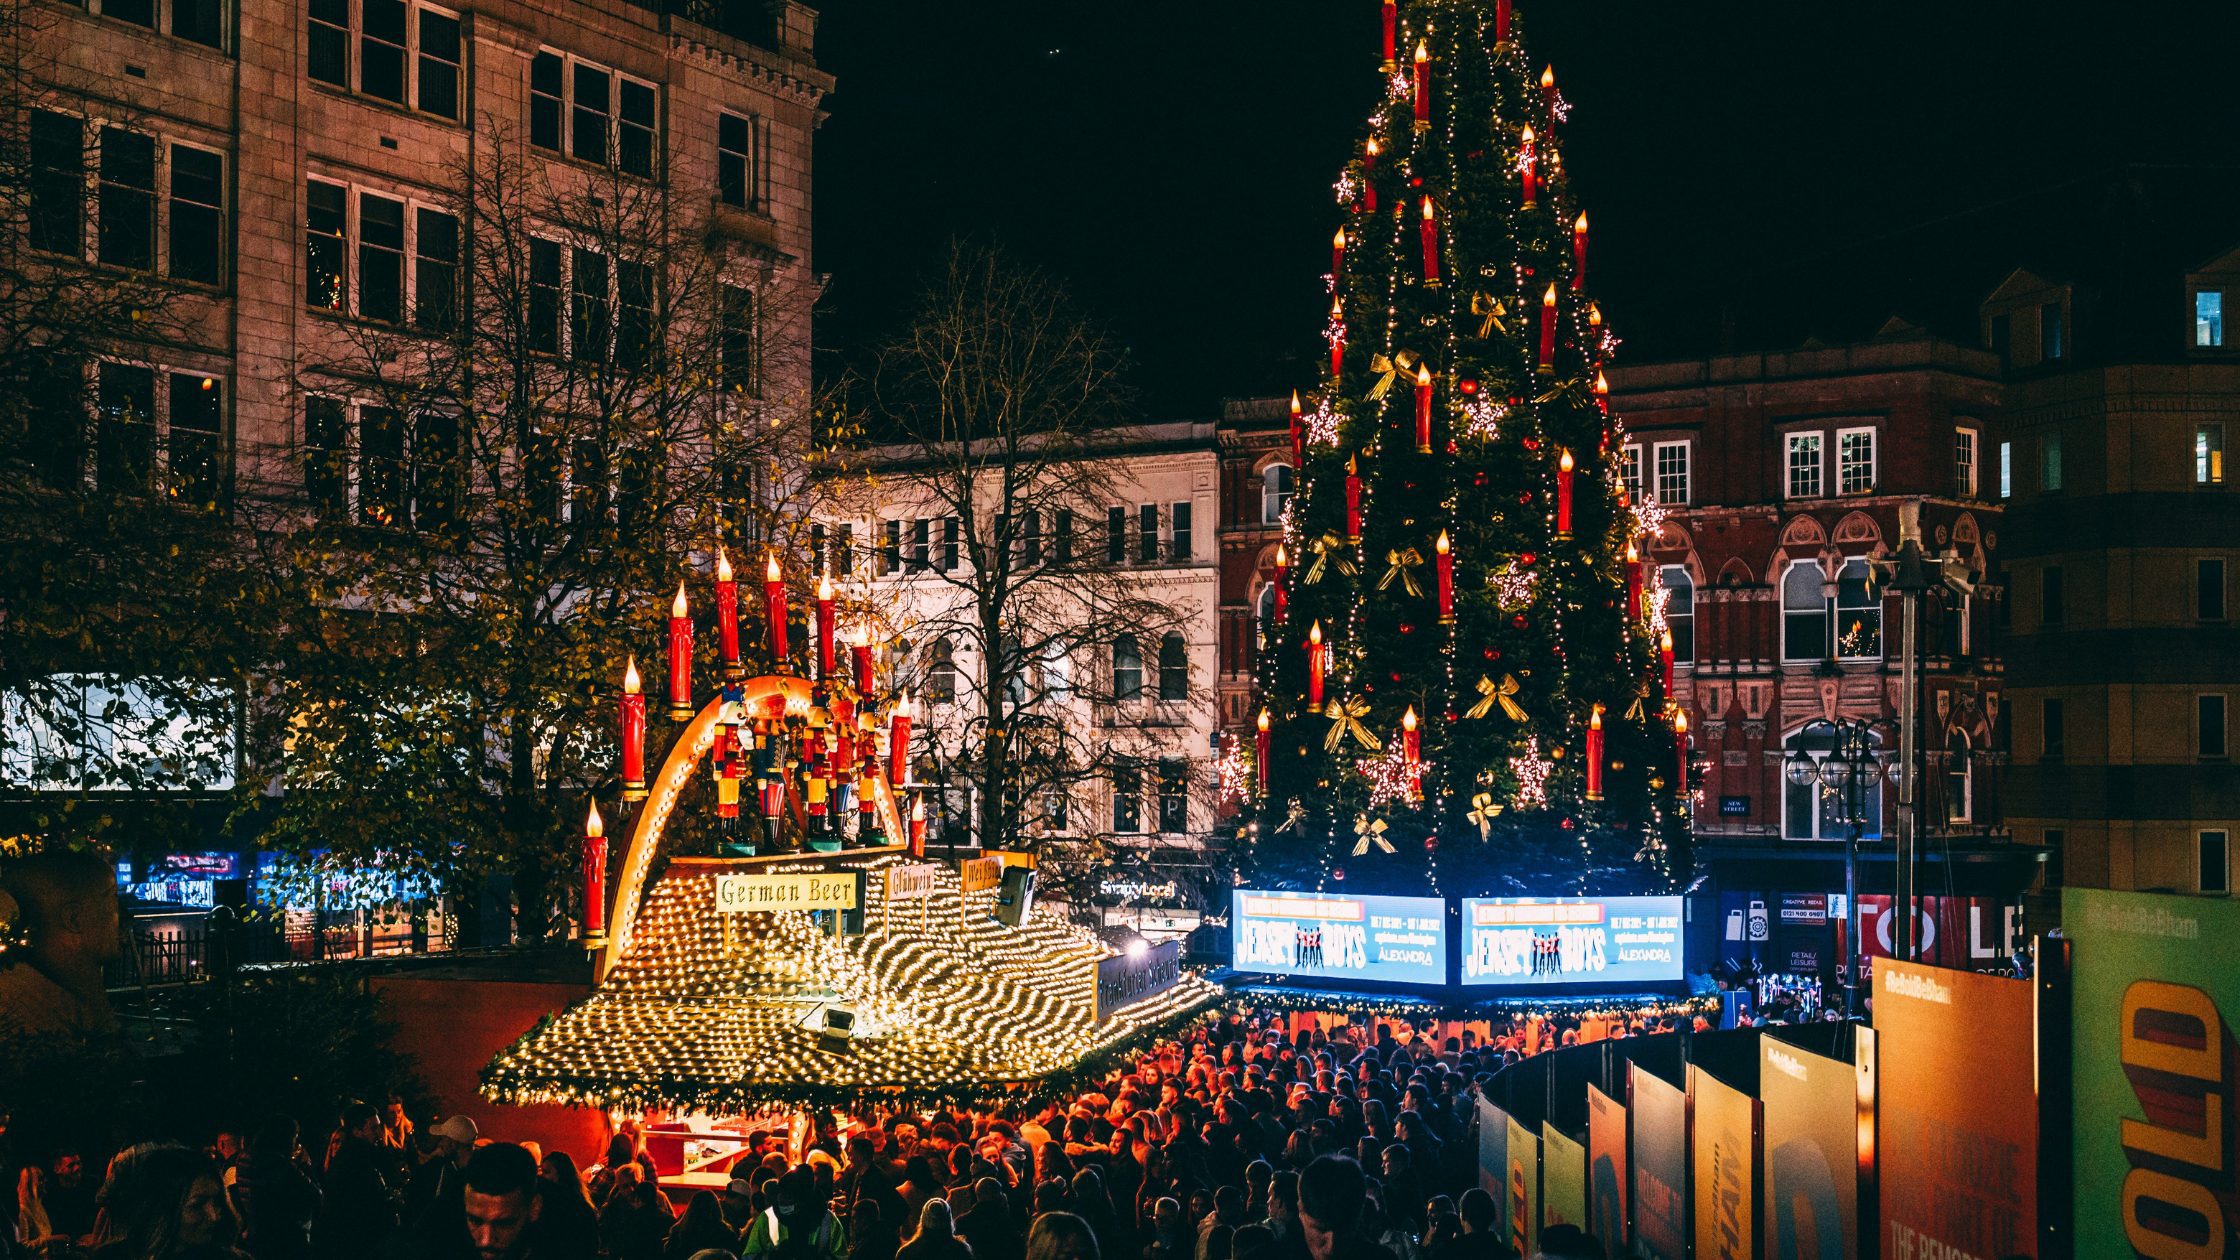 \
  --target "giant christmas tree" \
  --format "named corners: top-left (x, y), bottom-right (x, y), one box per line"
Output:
top-left (1251, 0), bottom-right (1689, 895)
